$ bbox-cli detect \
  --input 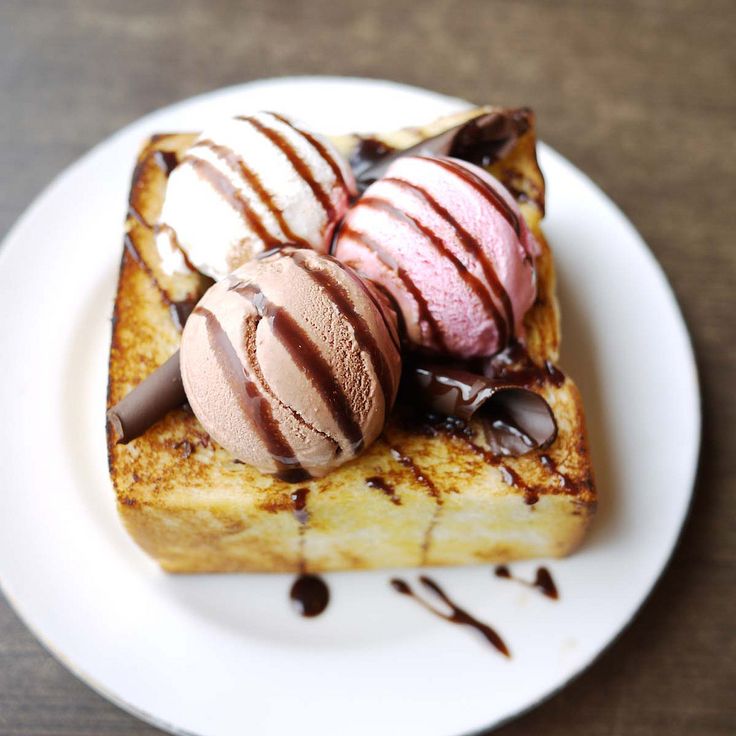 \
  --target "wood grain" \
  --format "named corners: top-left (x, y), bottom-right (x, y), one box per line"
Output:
top-left (1, 1), bottom-right (734, 734)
